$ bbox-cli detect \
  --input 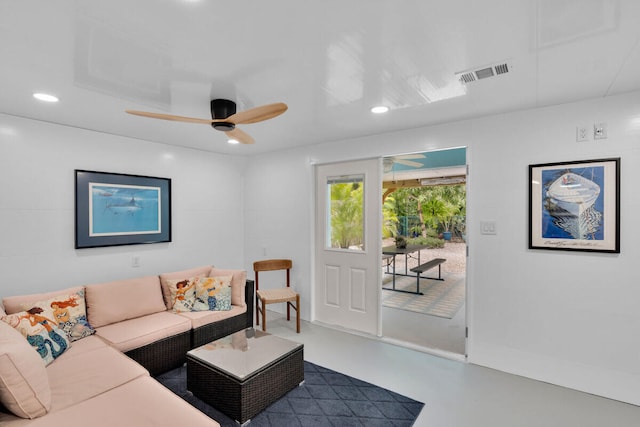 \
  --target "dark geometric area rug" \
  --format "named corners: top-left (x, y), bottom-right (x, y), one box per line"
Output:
top-left (157, 361), bottom-right (424, 426)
